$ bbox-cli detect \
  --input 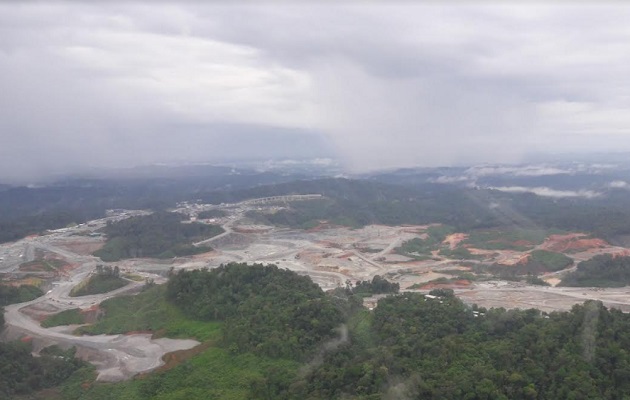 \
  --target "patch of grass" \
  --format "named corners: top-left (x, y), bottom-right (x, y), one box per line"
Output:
top-left (439, 246), bottom-right (483, 260)
top-left (41, 308), bottom-right (84, 328)
top-left (70, 274), bottom-right (128, 297)
top-left (19, 259), bottom-right (64, 272)
top-left (75, 285), bottom-right (219, 341)
top-left (348, 310), bottom-right (374, 349)
top-left (123, 274), bottom-right (145, 282)
top-left (395, 238), bottom-right (436, 258)
top-left (0, 284), bottom-right (43, 306)
top-left (529, 250), bottom-right (573, 272)
top-left (60, 346), bottom-right (299, 400)
top-left (464, 228), bottom-right (552, 251)
top-left (197, 209), bottom-right (227, 219)
top-left (395, 224), bottom-right (457, 259)
top-left (62, 284), bottom-right (299, 399)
